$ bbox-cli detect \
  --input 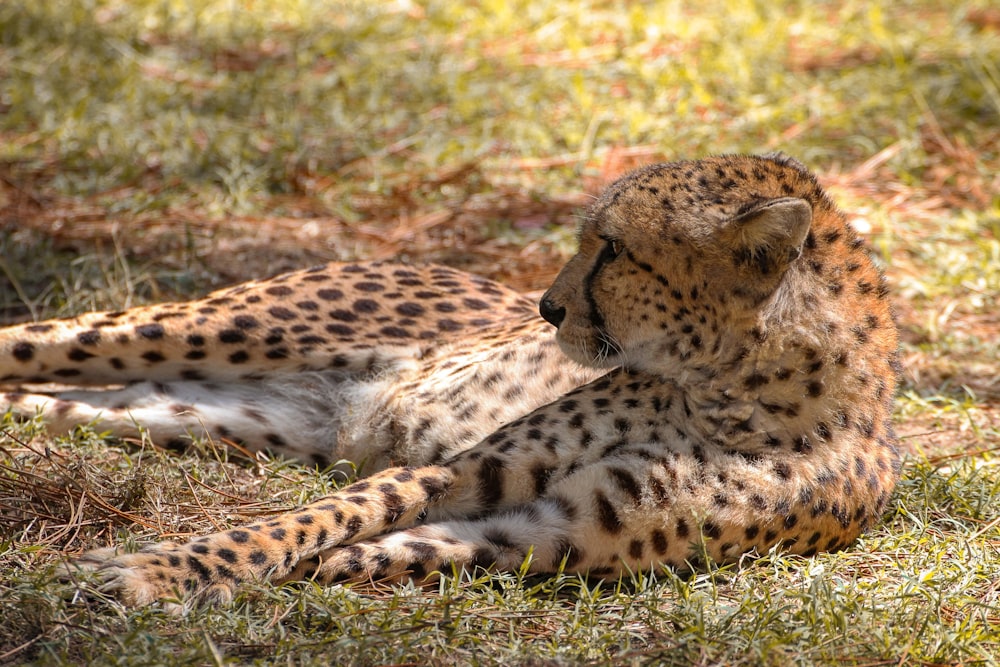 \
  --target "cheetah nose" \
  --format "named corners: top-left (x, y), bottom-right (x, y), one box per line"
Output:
top-left (539, 295), bottom-right (566, 327)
